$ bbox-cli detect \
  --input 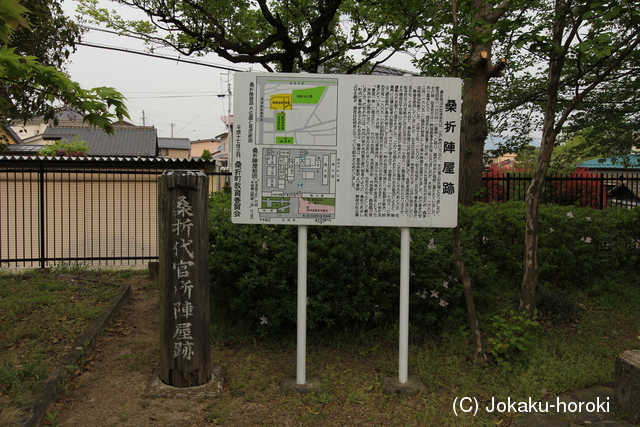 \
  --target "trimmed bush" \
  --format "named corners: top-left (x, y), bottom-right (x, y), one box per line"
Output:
top-left (209, 193), bottom-right (639, 340)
